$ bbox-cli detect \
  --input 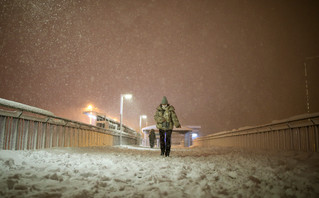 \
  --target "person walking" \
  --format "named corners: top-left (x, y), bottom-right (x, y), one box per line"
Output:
top-left (149, 129), bottom-right (156, 148)
top-left (154, 96), bottom-right (181, 157)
